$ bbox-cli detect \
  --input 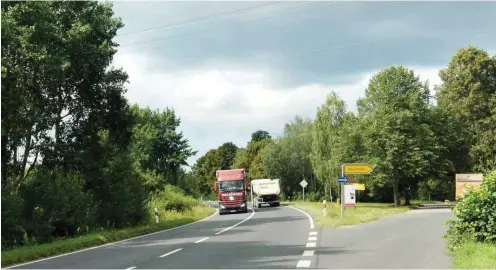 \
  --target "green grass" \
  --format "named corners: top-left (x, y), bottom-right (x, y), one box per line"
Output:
top-left (451, 241), bottom-right (496, 269)
top-left (1, 206), bottom-right (216, 267)
top-left (288, 201), bottom-right (414, 228)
